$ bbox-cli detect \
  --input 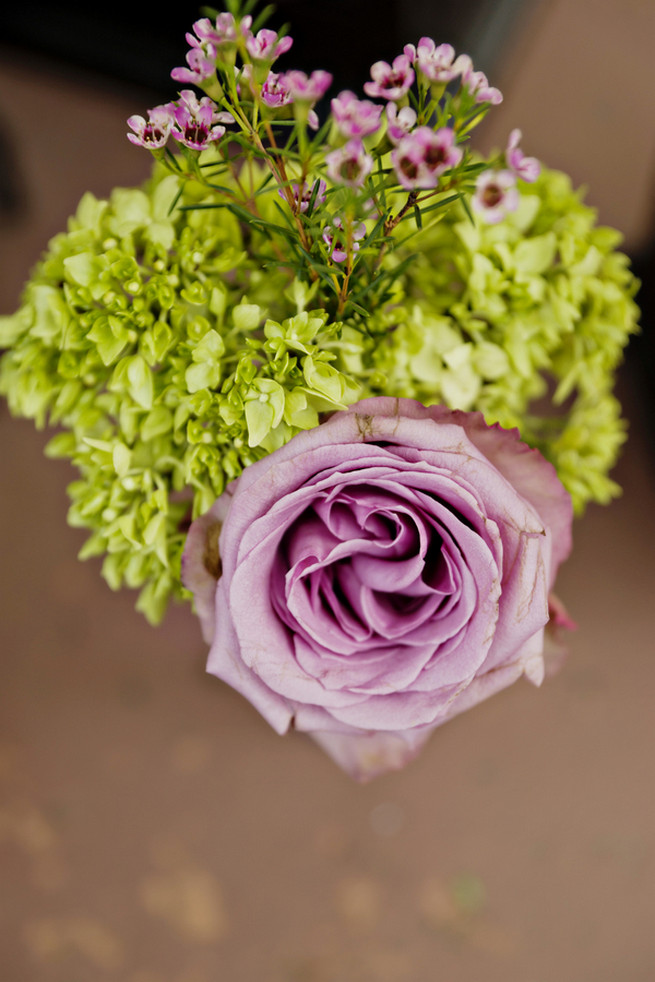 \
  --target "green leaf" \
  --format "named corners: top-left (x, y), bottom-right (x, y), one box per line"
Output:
top-left (252, 4), bottom-right (277, 30)
top-left (141, 405), bottom-right (174, 442)
top-left (62, 253), bottom-right (99, 287)
top-left (303, 356), bottom-right (345, 404)
top-left (0, 312), bottom-right (26, 347)
top-left (44, 432), bottom-right (77, 458)
top-left (346, 301), bottom-right (371, 318)
top-left (88, 315), bottom-right (130, 365)
top-left (185, 361), bottom-right (220, 393)
top-left (417, 193), bottom-right (461, 216)
top-left (126, 354), bottom-right (154, 409)
top-left (245, 397), bottom-right (275, 447)
top-left (192, 328), bottom-right (225, 362)
top-left (513, 233), bottom-right (557, 275)
top-left (112, 442), bottom-right (131, 477)
top-left (232, 304), bottom-right (262, 332)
